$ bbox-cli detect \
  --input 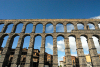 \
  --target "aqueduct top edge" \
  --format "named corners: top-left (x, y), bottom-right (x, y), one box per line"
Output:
top-left (0, 19), bottom-right (100, 22)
